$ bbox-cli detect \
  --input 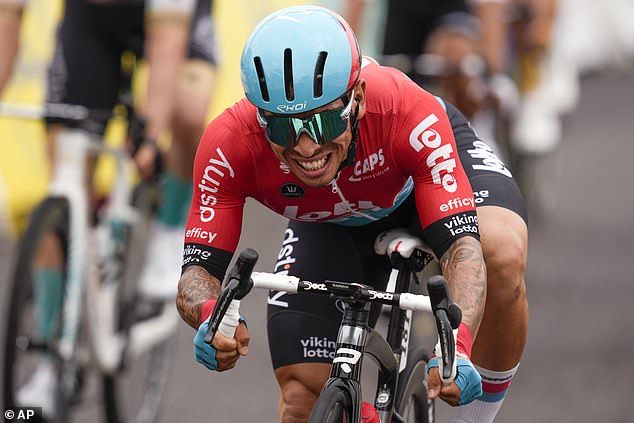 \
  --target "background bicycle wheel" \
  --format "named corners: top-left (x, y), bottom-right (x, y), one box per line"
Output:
top-left (2, 1), bottom-right (634, 422)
